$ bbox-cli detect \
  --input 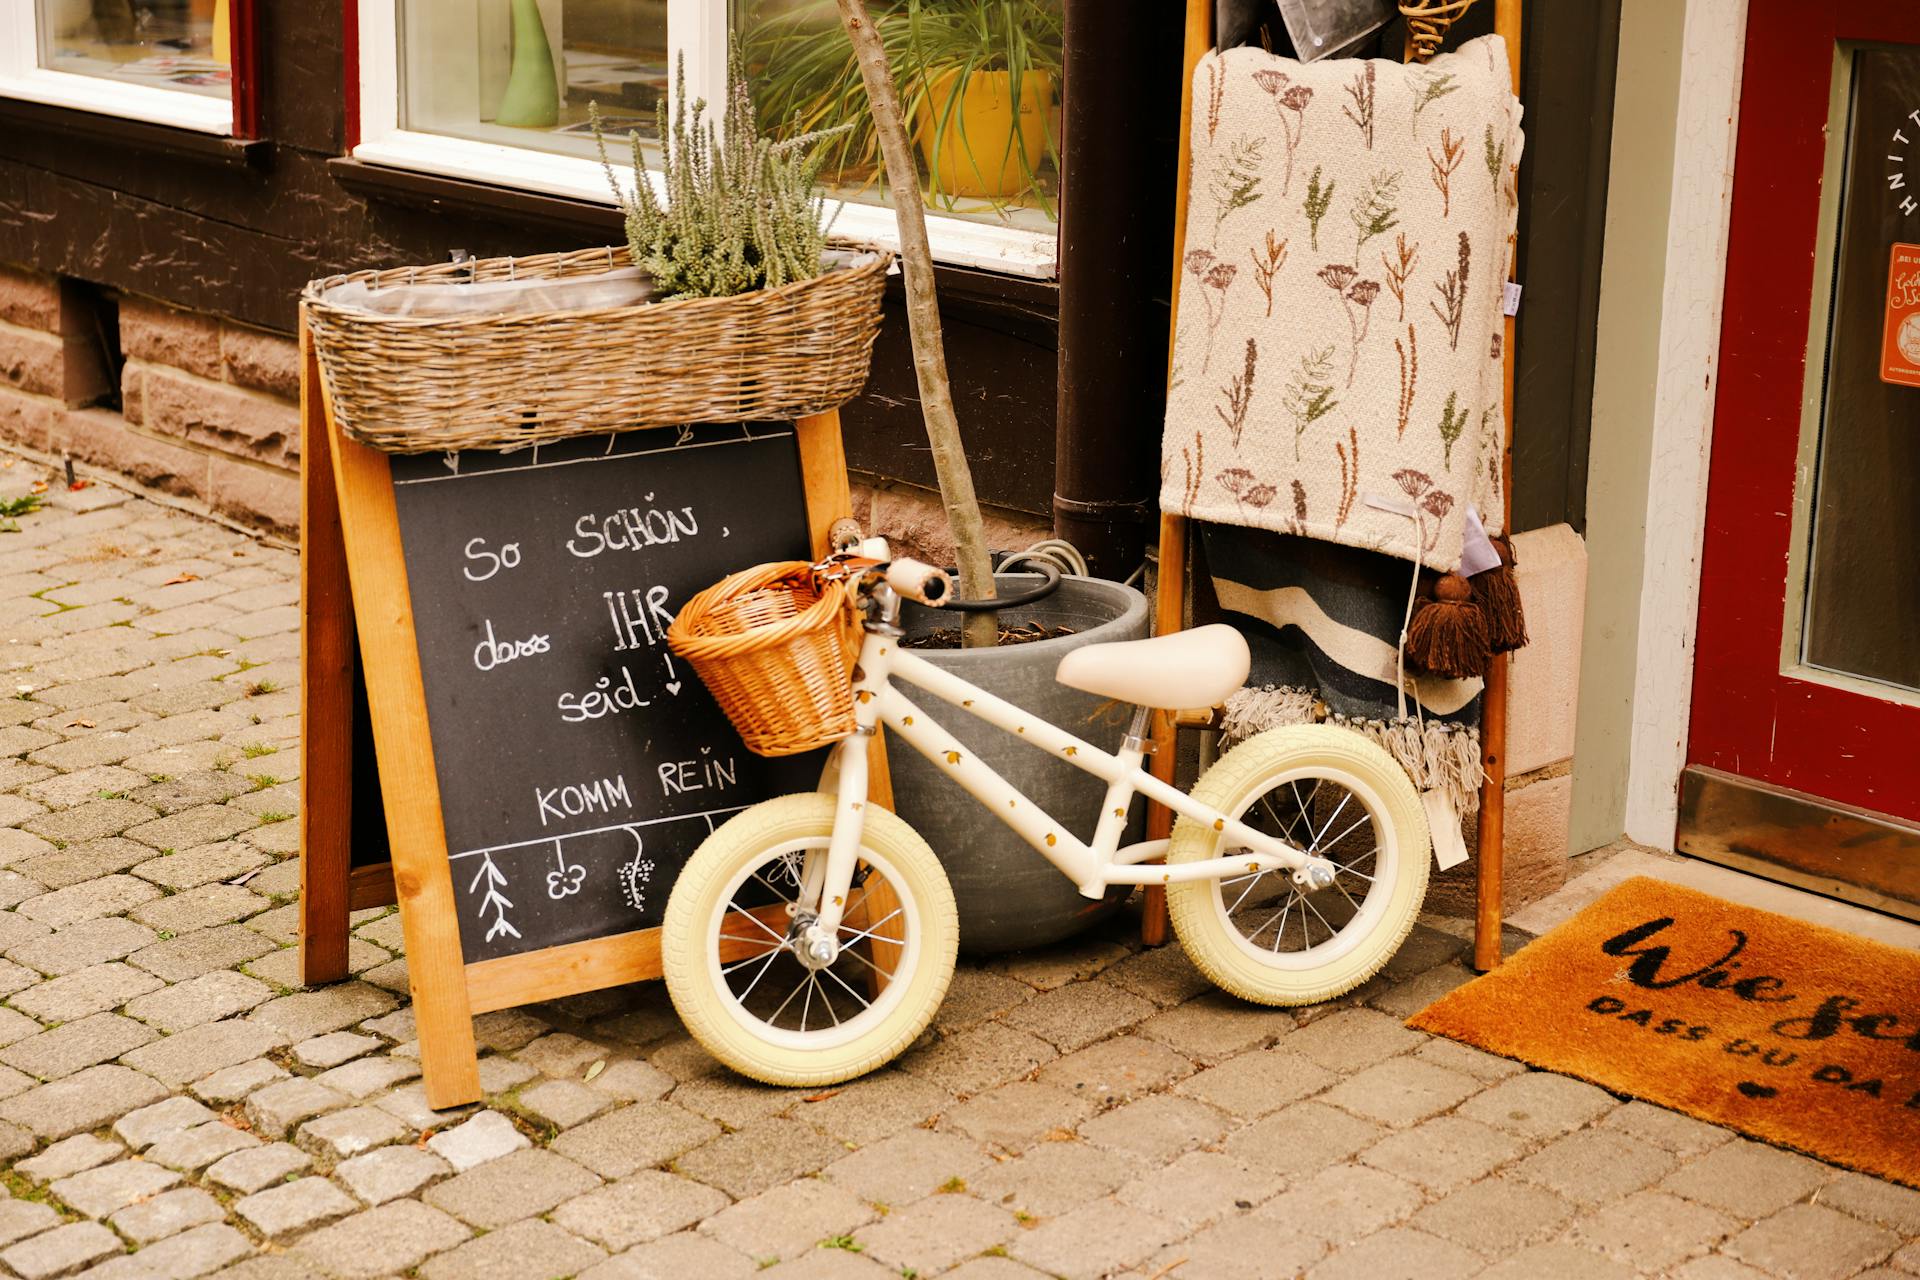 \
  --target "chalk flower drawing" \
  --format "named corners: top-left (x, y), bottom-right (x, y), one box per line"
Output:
top-left (547, 841), bottom-right (587, 898)
top-left (618, 828), bottom-right (655, 913)
top-left (470, 852), bottom-right (520, 942)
